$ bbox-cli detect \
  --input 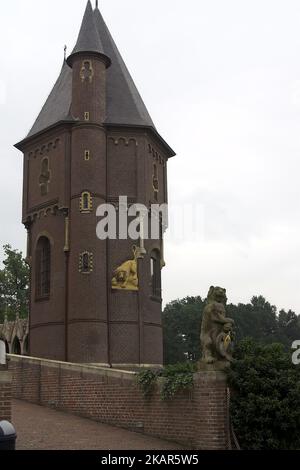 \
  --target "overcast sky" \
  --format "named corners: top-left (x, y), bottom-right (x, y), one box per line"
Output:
top-left (1, 0), bottom-right (300, 312)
